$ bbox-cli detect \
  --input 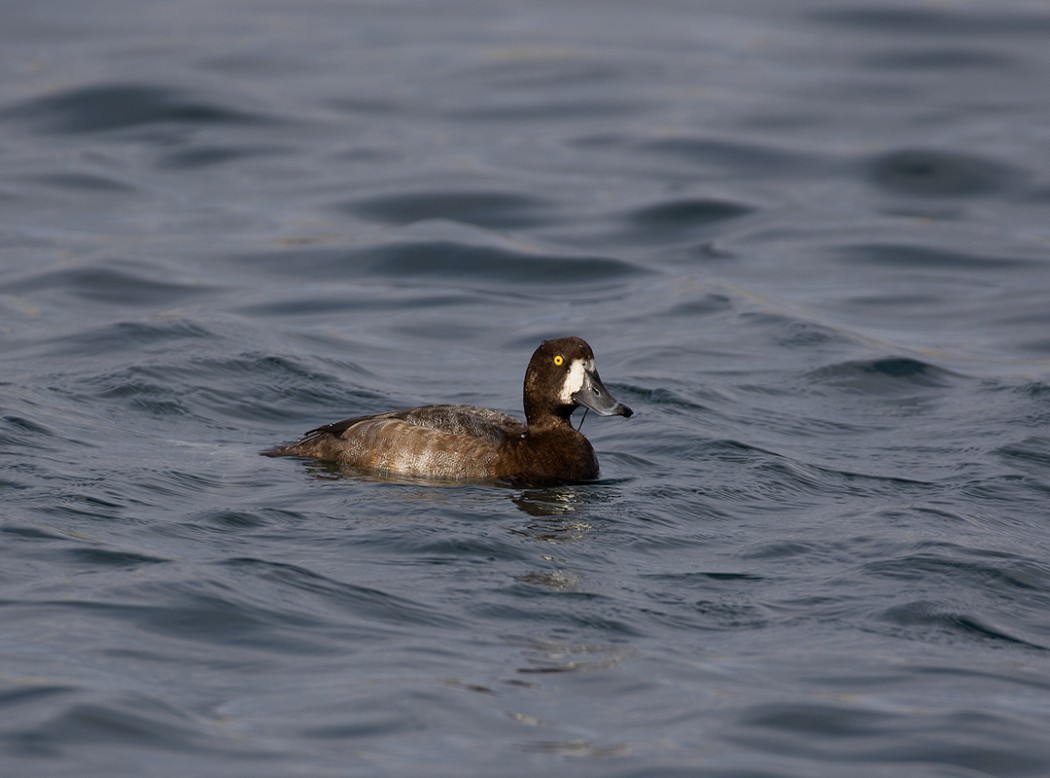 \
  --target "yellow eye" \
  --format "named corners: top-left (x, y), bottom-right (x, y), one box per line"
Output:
top-left (553, 355), bottom-right (564, 366)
